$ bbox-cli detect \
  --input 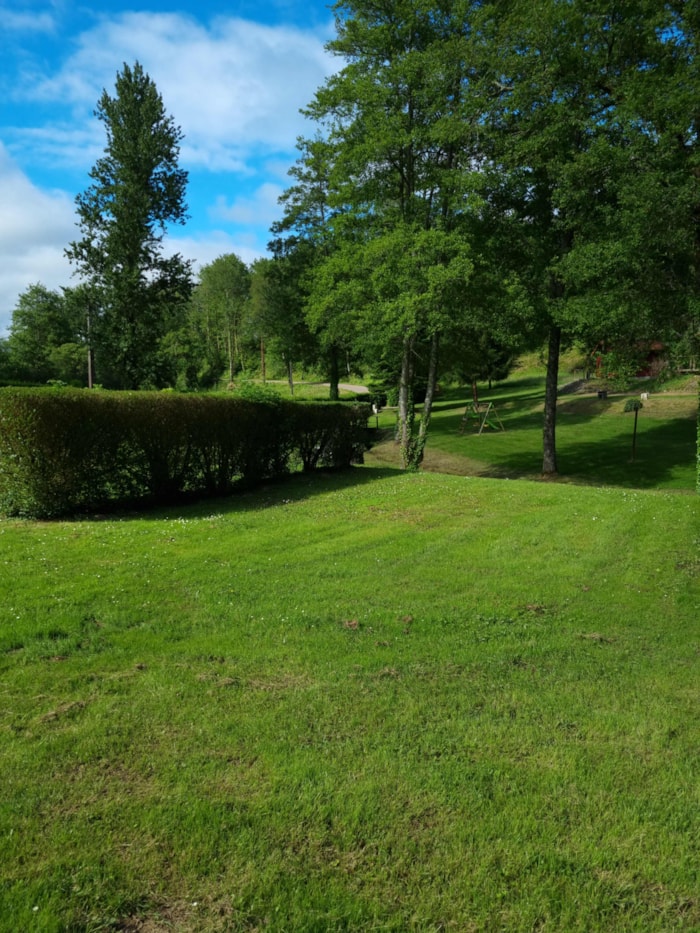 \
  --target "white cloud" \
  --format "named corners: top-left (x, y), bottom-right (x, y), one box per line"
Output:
top-left (265, 158), bottom-right (297, 182)
top-left (20, 11), bottom-right (334, 173)
top-left (0, 7), bottom-right (55, 32)
top-left (165, 230), bottom-right (266, 274)
top-left (0, 9), bottom-right (338, 332)
top-left (8, 124), bottom-right (105, 172)
top-left (210, 183), bottom-right (284, 227)
top-left (0, 142), bottom-right (76, 334)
